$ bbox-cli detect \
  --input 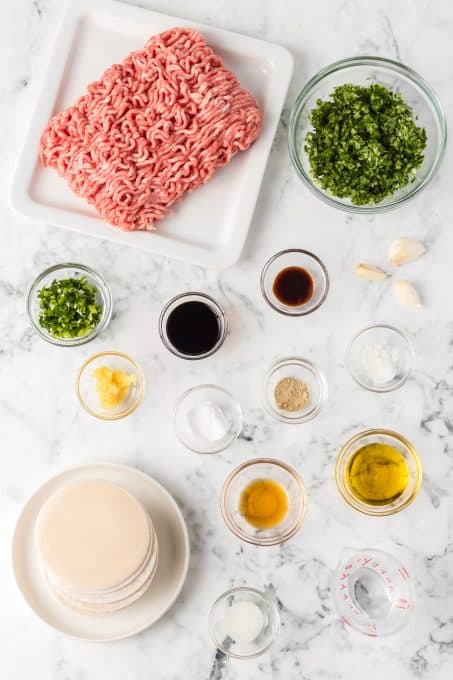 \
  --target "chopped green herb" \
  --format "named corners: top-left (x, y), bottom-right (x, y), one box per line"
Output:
top-left (37, 277), bottom-right (102, 339)
top-left (304, 83), bottom-right (427, 205)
